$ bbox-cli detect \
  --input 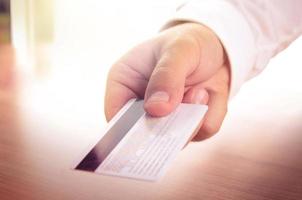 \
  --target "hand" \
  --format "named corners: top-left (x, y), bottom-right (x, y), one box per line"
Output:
top-left (105, 22), bottom-right (230, 141)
